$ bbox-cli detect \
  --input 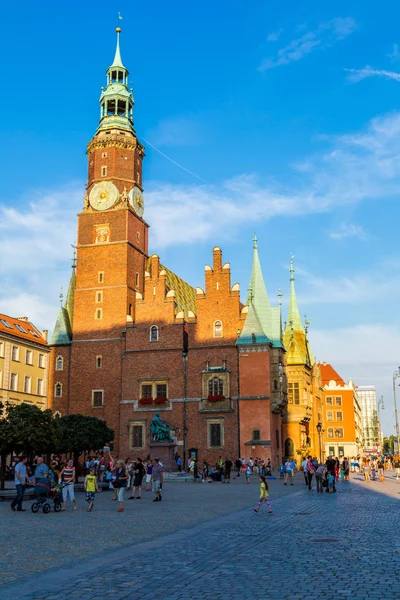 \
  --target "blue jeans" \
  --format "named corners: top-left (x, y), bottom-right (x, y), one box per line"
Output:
top-left (11, 484), bottom-right (26, 510)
